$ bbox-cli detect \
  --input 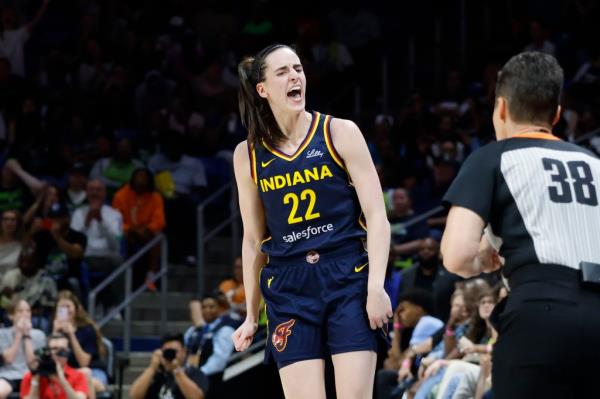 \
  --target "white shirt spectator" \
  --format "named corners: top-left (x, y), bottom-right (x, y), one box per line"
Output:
top-left (148, 154), bottom-right (207, 196)
top-left (0, 327), bottom-right (45, 380)
top-left (70, 204), bottom-right (123, 259)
